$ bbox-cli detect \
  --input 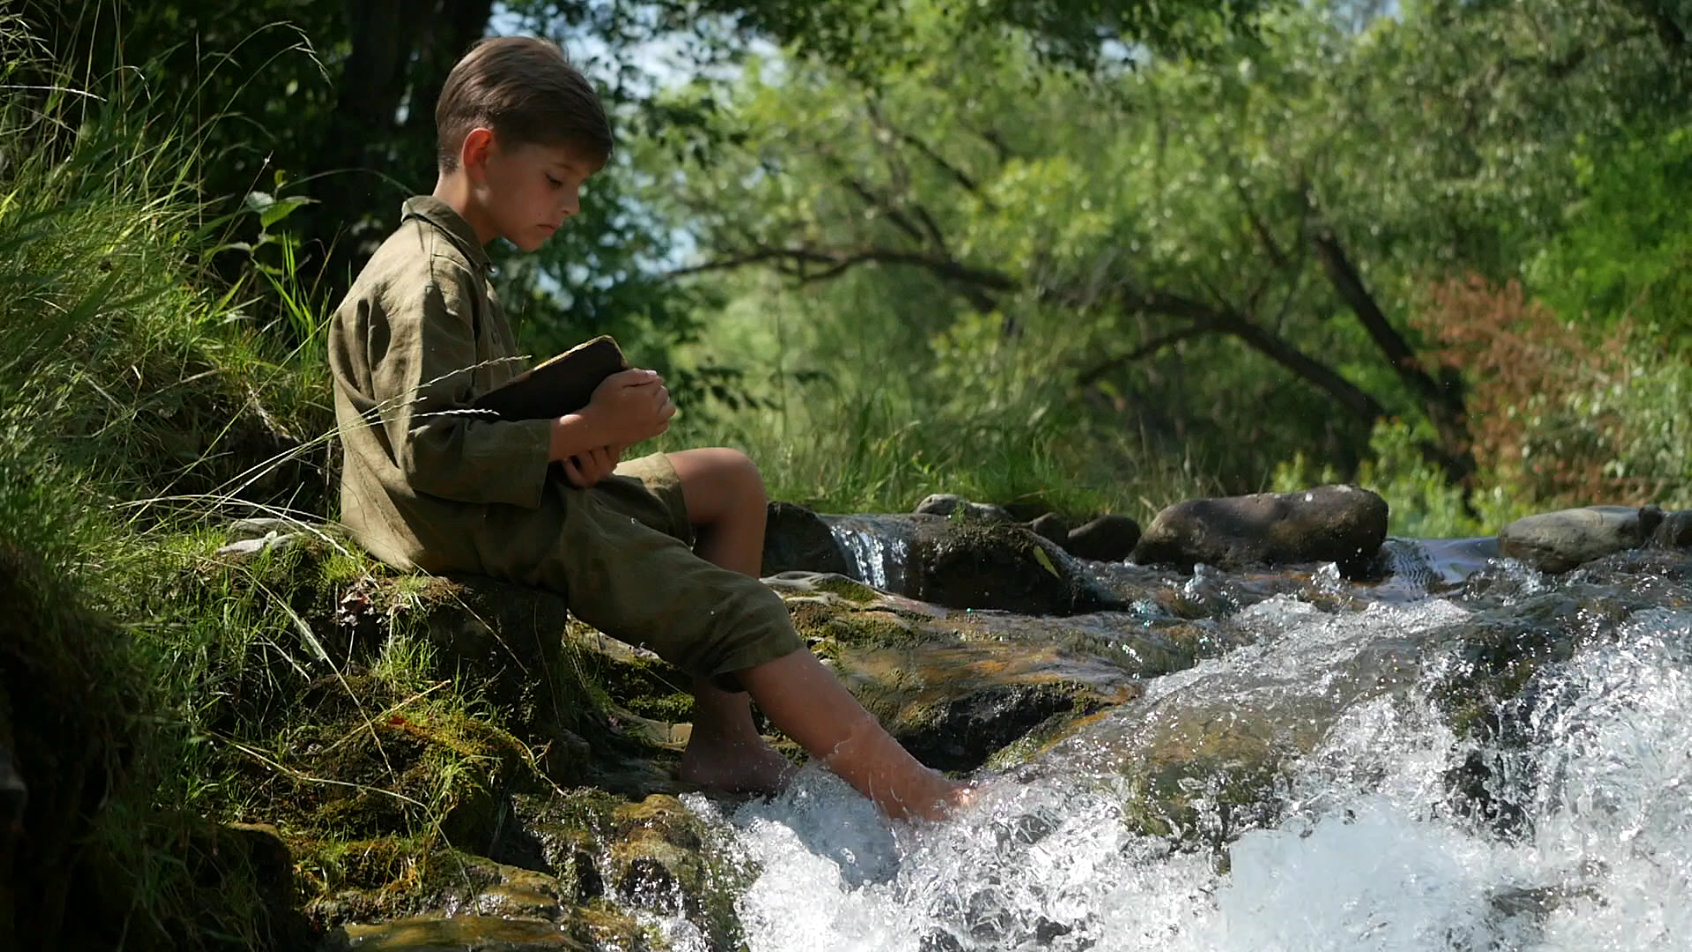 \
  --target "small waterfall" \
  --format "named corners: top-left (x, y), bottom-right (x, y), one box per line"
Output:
top-left (824, 514), bottom-right (916, 593)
